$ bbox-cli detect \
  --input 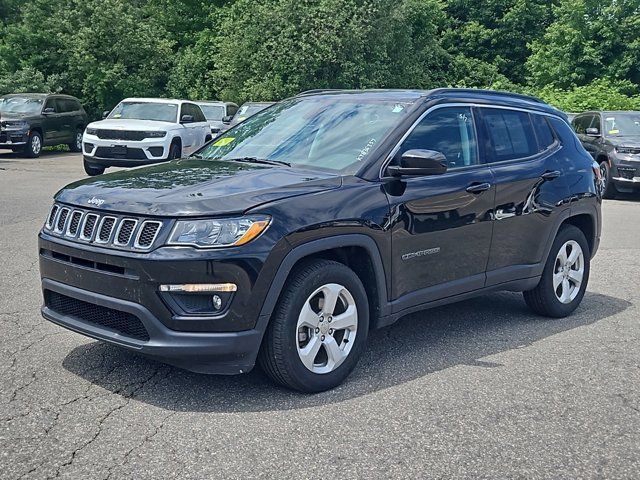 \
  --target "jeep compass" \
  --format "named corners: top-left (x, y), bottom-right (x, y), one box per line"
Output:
top-left (39, 89), bottom-right (602, 392)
